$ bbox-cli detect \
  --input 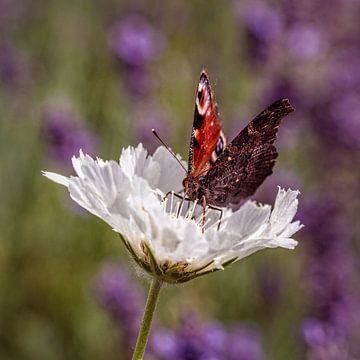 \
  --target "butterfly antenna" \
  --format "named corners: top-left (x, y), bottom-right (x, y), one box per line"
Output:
top-left (152, 129), bottom-right (187, 173)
